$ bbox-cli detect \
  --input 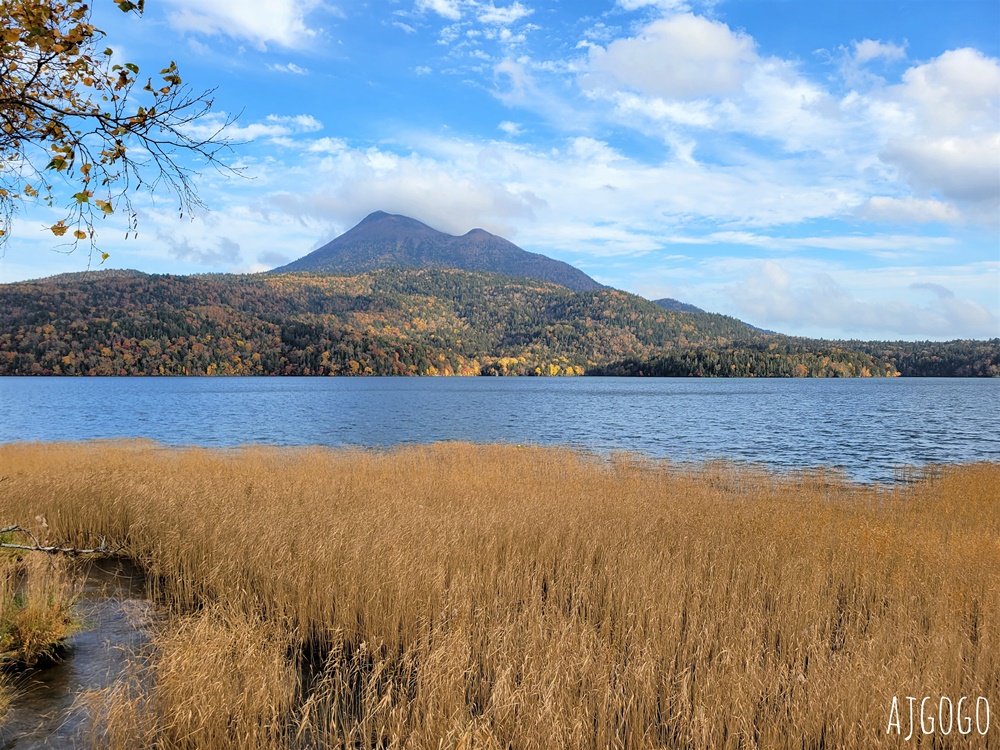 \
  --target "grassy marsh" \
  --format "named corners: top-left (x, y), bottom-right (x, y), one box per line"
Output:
top-left (0, 442), bottom-right (997, 748)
